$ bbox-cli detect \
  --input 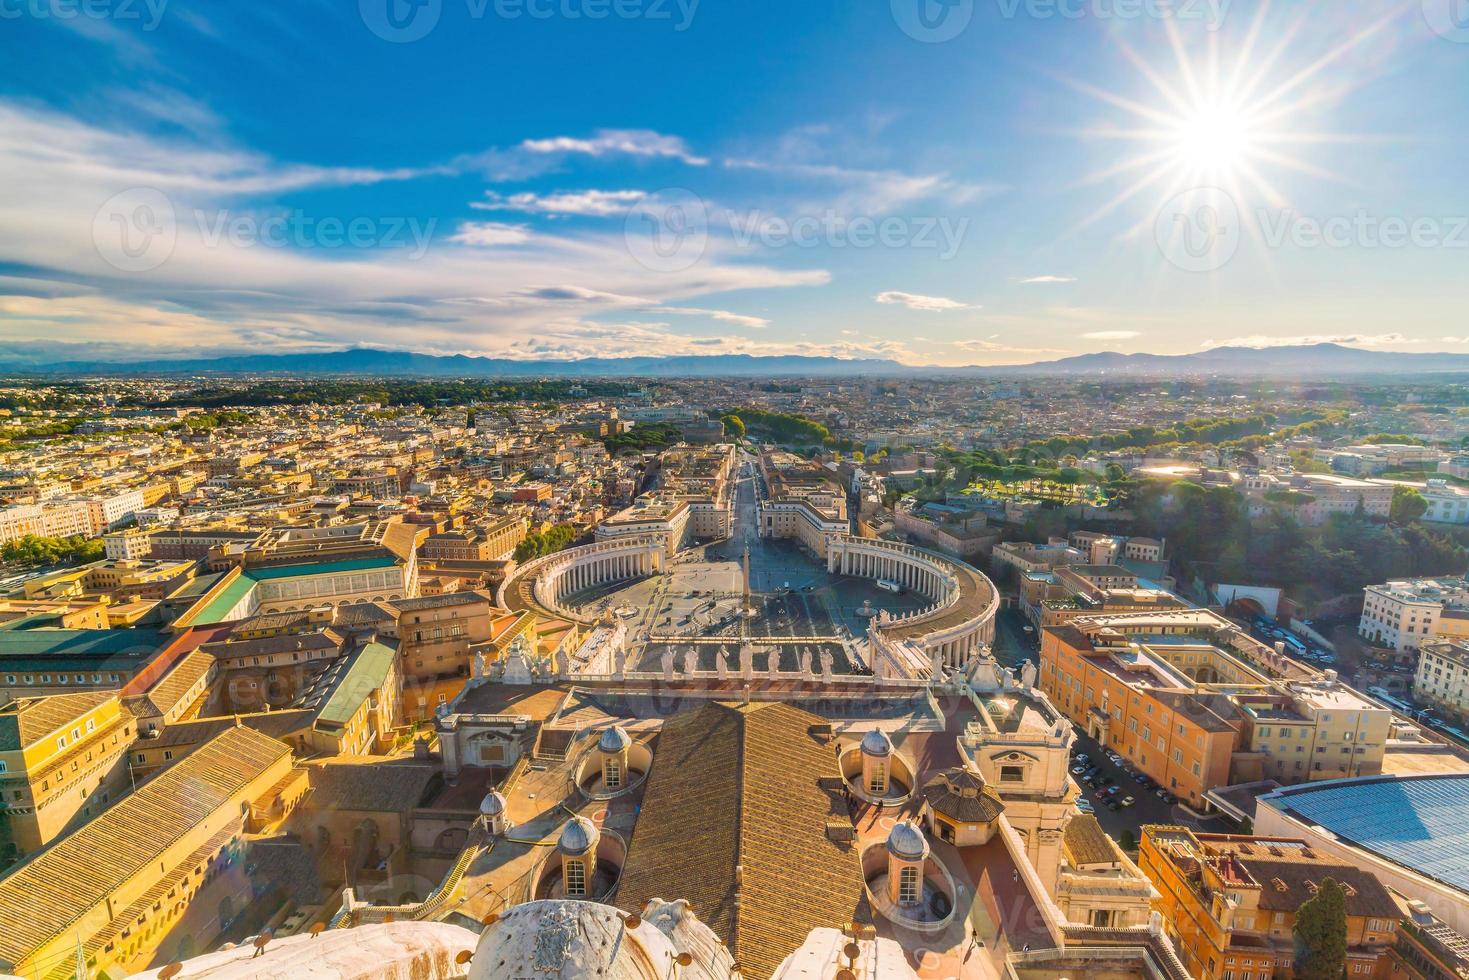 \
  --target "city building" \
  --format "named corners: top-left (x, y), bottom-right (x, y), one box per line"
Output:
top-left (1360, 579), bottom-right (1469, 654)
top-left (1140, 826), bottom-right (1401, 980)
top-left (1255, 775), bottom-right (1469, 938)
top-left (0, 725), bottom-right (302, 979)
top-left (1414, 640), bottom-right (1469, 722)
top-left (0, 691), bottom-right (138, 864)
